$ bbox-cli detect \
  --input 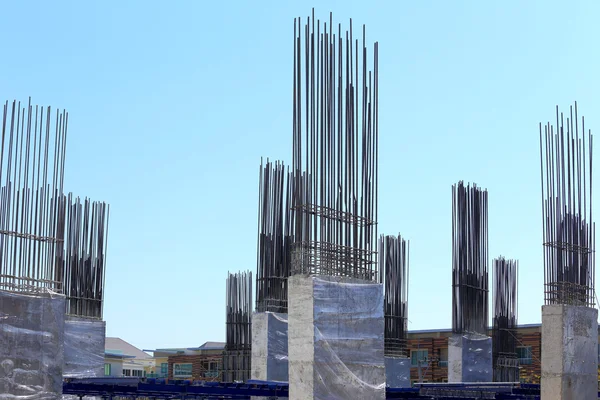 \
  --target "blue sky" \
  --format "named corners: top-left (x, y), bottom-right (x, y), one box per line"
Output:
top-left (1, 1), bottom-right (599, 351)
